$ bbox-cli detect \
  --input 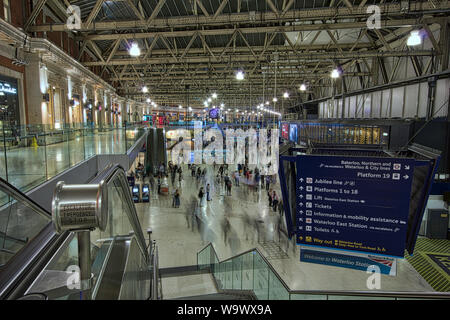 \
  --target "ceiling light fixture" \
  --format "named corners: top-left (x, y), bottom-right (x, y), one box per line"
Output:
top-left (129, 43), bottom-right (141, 57)
top-left (236, 70), bottom-right (244, 80)
top-left (407, 30), bottom-right (422, 46)
top-left (331, 68), bottom-right (340, 79)
top-left (299, 84), bottom-right (307, 91)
